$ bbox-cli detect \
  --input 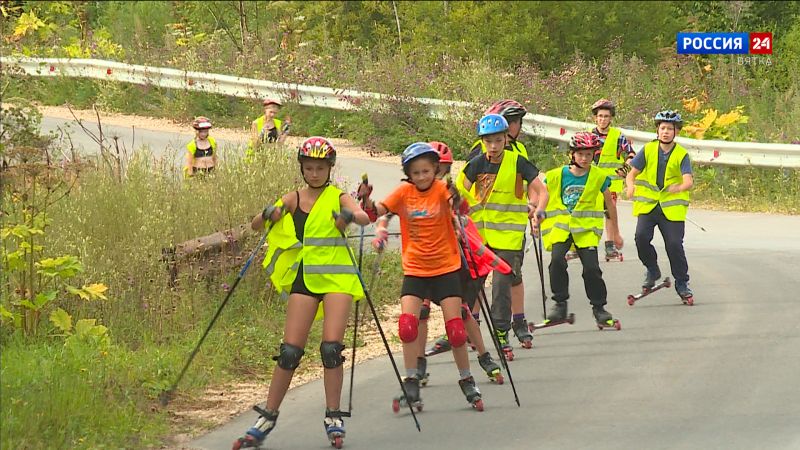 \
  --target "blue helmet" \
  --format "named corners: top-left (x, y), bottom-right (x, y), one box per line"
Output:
top-left (654, 110), bottom-right (683, 128)
top-left (477, 114), bottom-right (509, 137)
top-left (401, 142), bottom-right (439, 168)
